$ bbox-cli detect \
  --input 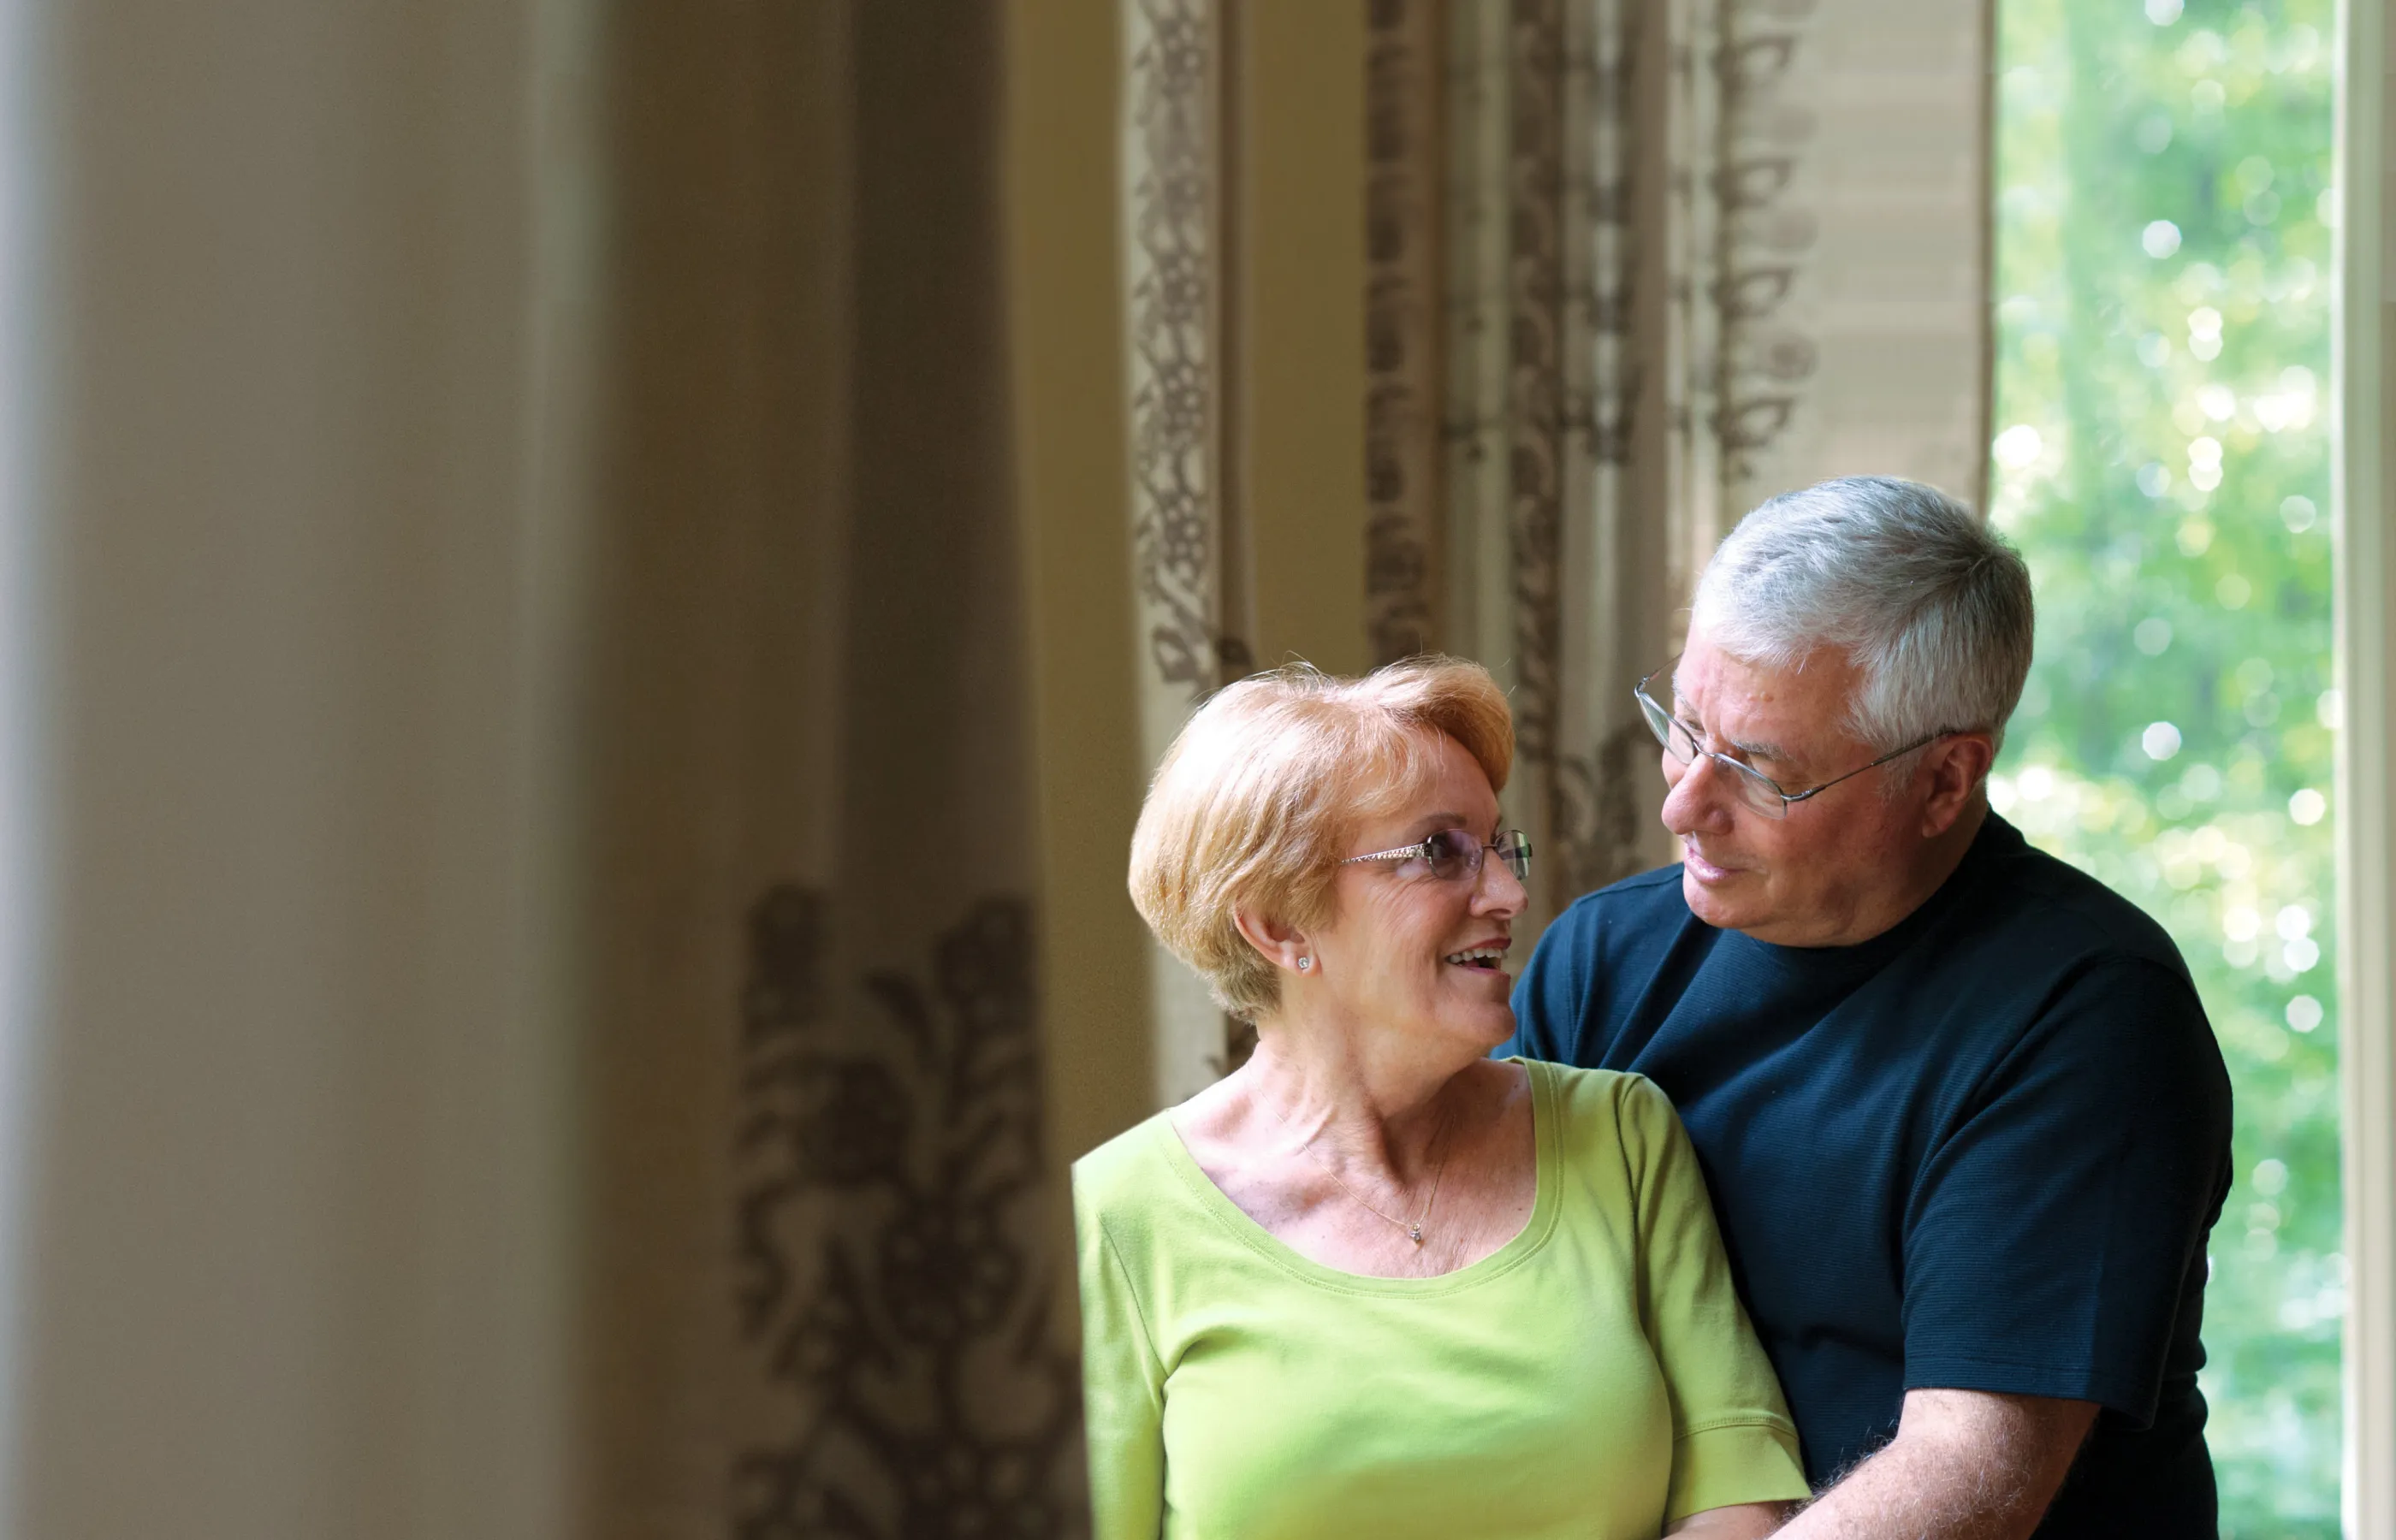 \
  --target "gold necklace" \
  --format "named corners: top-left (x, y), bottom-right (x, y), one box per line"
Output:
top-left (1269, 1095), bottom-right (1457, 1245)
